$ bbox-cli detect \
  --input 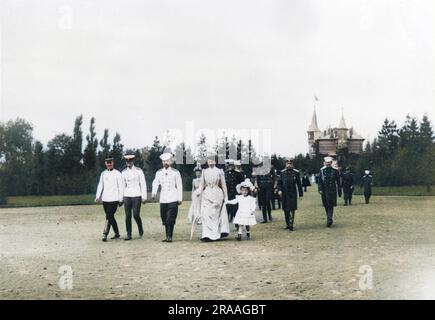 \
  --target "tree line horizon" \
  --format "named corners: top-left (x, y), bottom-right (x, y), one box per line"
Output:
top-left (1, 113), bottom-right (434, 203)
